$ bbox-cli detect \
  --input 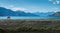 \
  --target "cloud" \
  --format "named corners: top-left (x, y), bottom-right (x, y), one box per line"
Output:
top-left (52, 7), bottom-right (60, 12)
top-left (56, 0), bottom-right (60, 4)
top-left (0, 4), bottom-right (27, 12)
top-left (53, 2), bottom-right (56, 4)
top-left (2, 4), bottom-right (26, 11)
top-left (12, 7), bottom-right (26, 11)
top-left (48, 0), bottom-right (60, 4)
